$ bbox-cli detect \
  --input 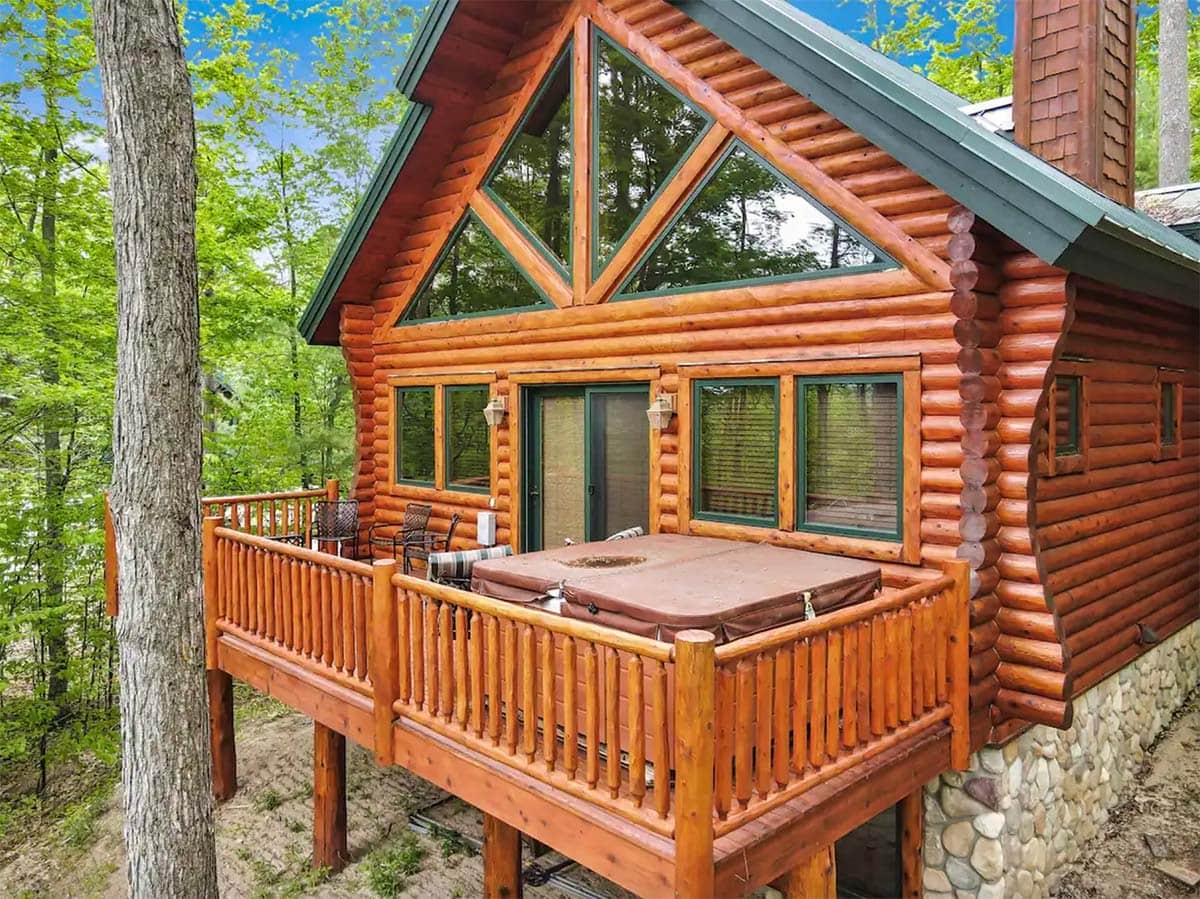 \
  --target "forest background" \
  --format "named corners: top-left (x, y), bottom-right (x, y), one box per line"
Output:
top-left (0, 0), bottom-right (1196, 860)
